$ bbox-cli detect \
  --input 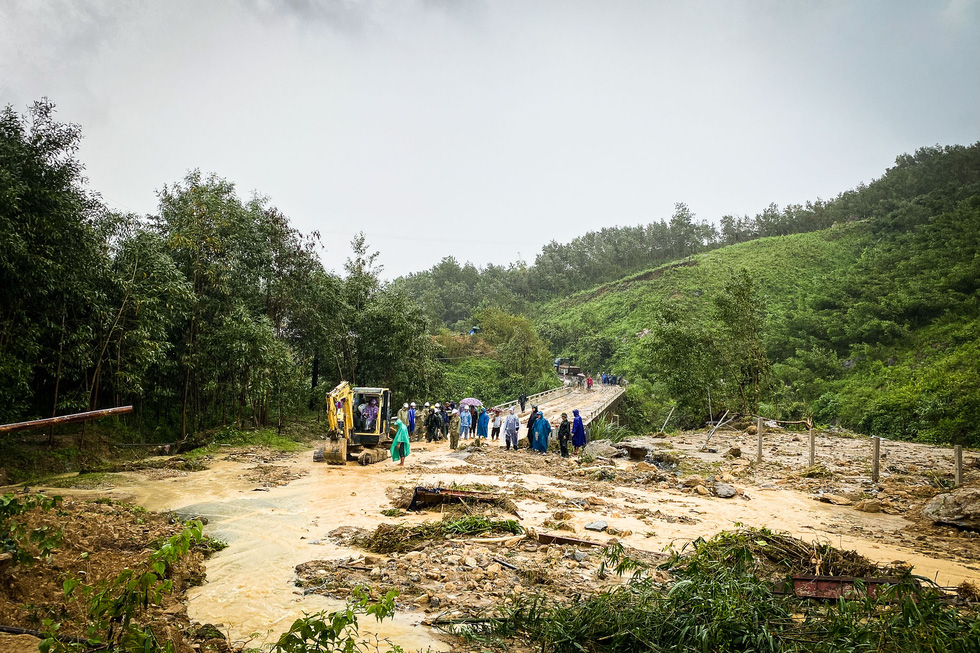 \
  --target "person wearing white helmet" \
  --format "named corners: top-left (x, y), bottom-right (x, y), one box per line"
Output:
top-left (398, 402), bottom-right (409, 429)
